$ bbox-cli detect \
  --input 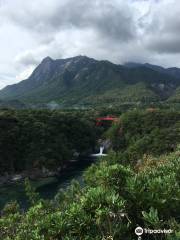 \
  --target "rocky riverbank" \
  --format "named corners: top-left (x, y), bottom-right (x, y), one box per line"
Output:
top-left (0, 163), bottom-right (73, 187)
top-left (0, 155), bottom-right (95, 187)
